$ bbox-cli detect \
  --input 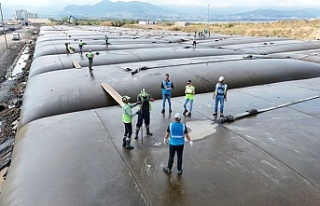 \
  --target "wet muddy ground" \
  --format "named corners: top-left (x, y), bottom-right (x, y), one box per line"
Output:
top-left (0, 36), bottom-right (35, 191)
